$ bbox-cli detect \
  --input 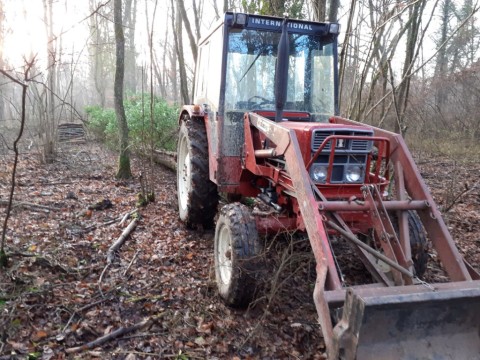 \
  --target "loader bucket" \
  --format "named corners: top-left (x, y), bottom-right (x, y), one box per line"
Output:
top-left (333, 281), bottom-right (480, 360)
